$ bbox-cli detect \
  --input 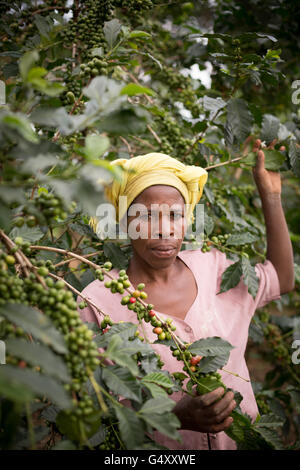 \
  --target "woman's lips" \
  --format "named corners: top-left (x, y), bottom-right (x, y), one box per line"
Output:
top-left (151, 247), bottom-right (176, 257)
